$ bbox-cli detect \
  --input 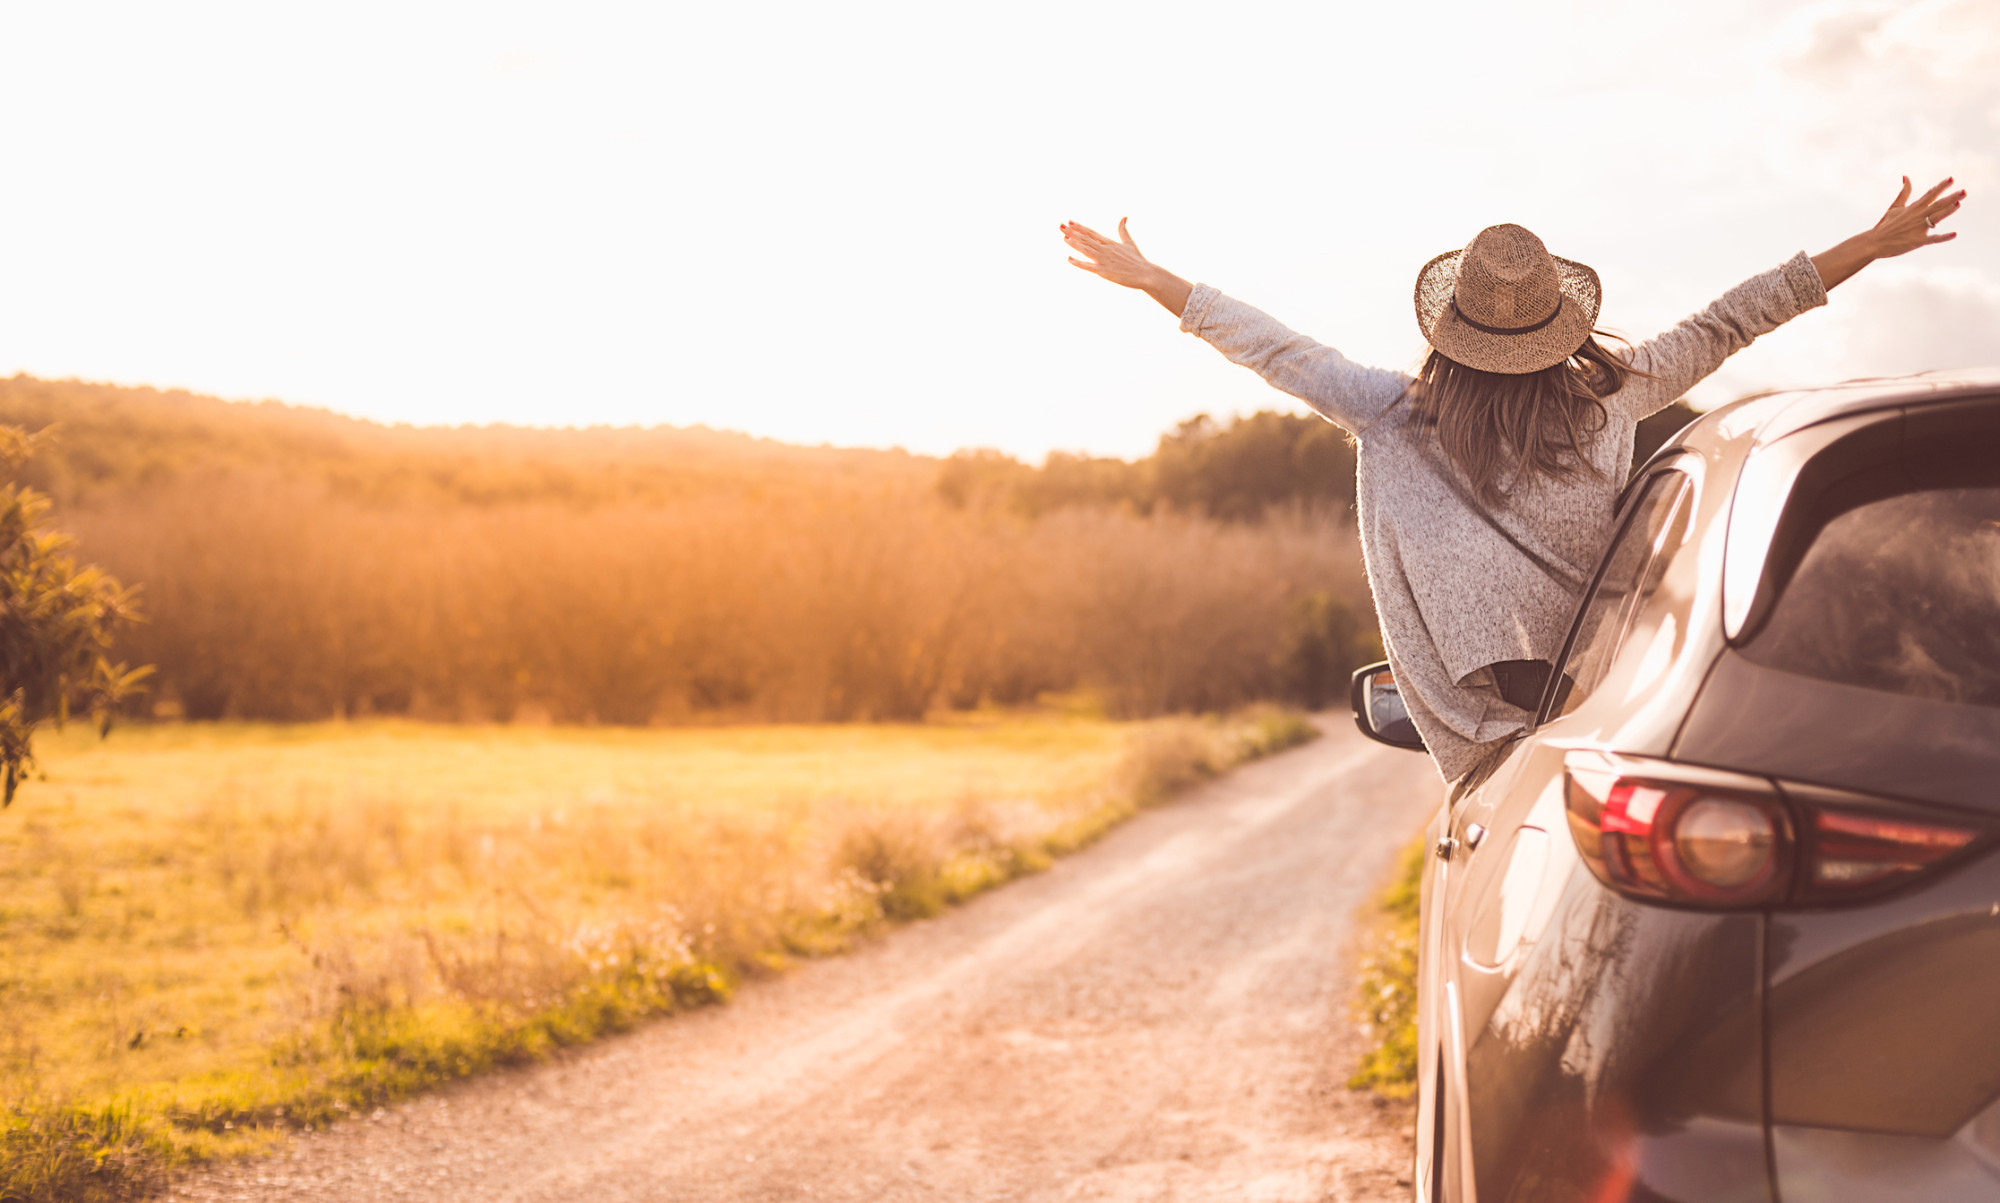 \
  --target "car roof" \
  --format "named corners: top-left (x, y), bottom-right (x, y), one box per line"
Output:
top-left (1696, 367), bottom-right (2000, 449)
top-left (1663, 367), bottom-right (2000, 643)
